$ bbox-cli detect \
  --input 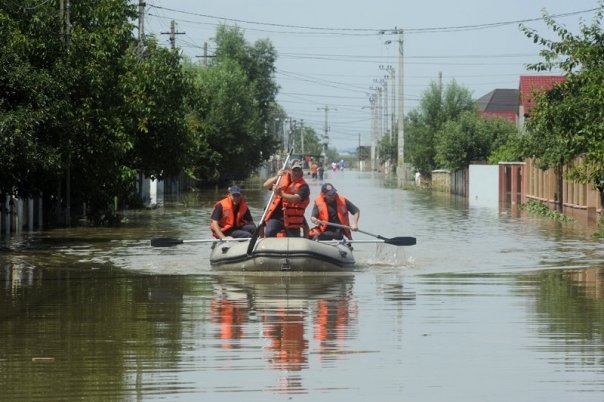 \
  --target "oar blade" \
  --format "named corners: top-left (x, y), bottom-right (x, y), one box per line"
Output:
top-left (383, 236), bottom-right (416, 246)
top-left (150, 238), bottom-right (184, 247)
